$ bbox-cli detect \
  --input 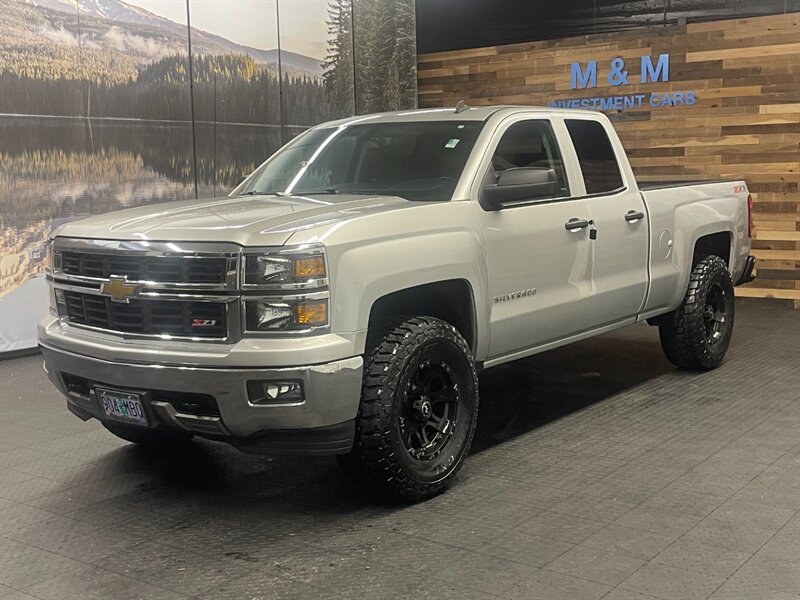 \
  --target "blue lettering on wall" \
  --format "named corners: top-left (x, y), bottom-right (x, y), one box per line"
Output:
top-left (560, 54), bottom-right (690, 111)
top-left (570, 61), bottom-right (597, 89)
top-left (570, 54), bottom-right (670, 90)
top-left (641, 54), bottom-right (670, 83)
top-left (547, 91), bottom-right (695, 110)
top-left (607, 58), bottom-right (629, 86)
